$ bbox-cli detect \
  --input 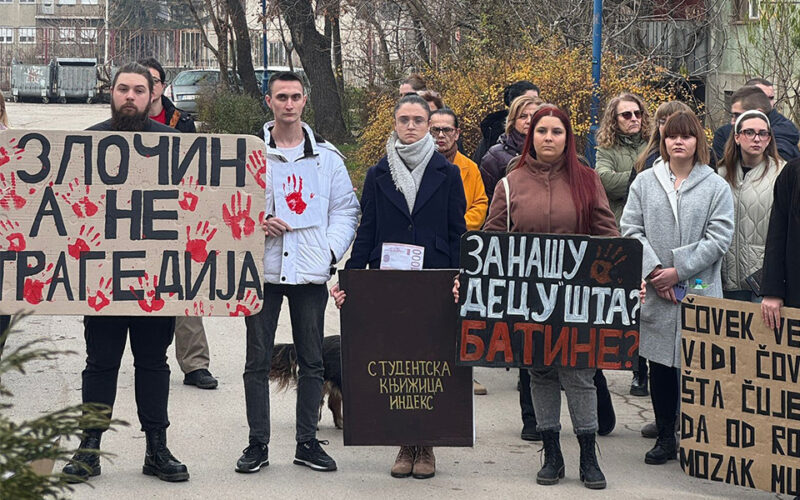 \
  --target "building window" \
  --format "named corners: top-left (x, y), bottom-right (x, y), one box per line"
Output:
top-left (58, 0), bottom-right (77, 4)
top-left (0, 28), bottom-right (12, 44)
top-left (18, 27), bottom-right (36, 44)
top-left (748, 0), bottom-right (759, 19)
top-left (59, 27), bottom-right (75, 42)
top-left (79, 27), bottom-right (96, 43)
top-left (19, 0), bottom-right (36, 4)
top-left (268, 41), bottom-right (288, 66)
top-left (82, 0), bottom-right (99, 4)
top-left (0, 0), bottom-right (12, 4)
